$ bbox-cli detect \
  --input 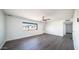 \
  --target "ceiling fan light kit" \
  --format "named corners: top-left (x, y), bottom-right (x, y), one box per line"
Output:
top-left (42, 16), bottom-right (50, 21)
